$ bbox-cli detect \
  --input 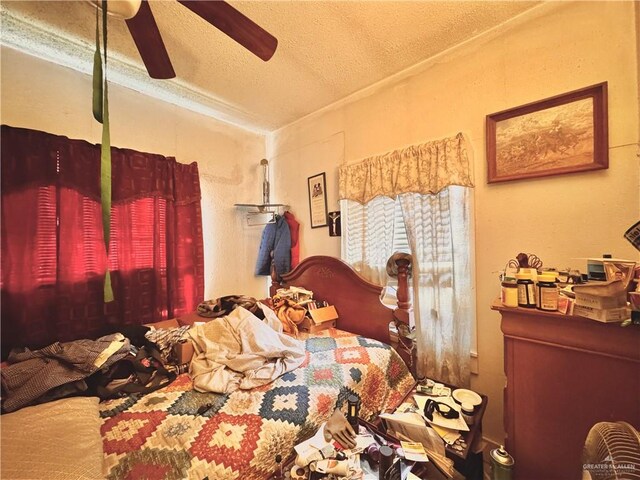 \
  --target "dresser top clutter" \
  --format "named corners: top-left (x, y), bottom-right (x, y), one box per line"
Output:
top-left (498, 253), bottom-right (638, 325)
top-left (493, 251), bottom-right (639, 480)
